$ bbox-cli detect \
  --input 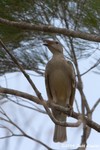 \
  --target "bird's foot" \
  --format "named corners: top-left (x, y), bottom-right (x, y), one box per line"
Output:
top-left (66, 104), bottom-right (73, 116)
